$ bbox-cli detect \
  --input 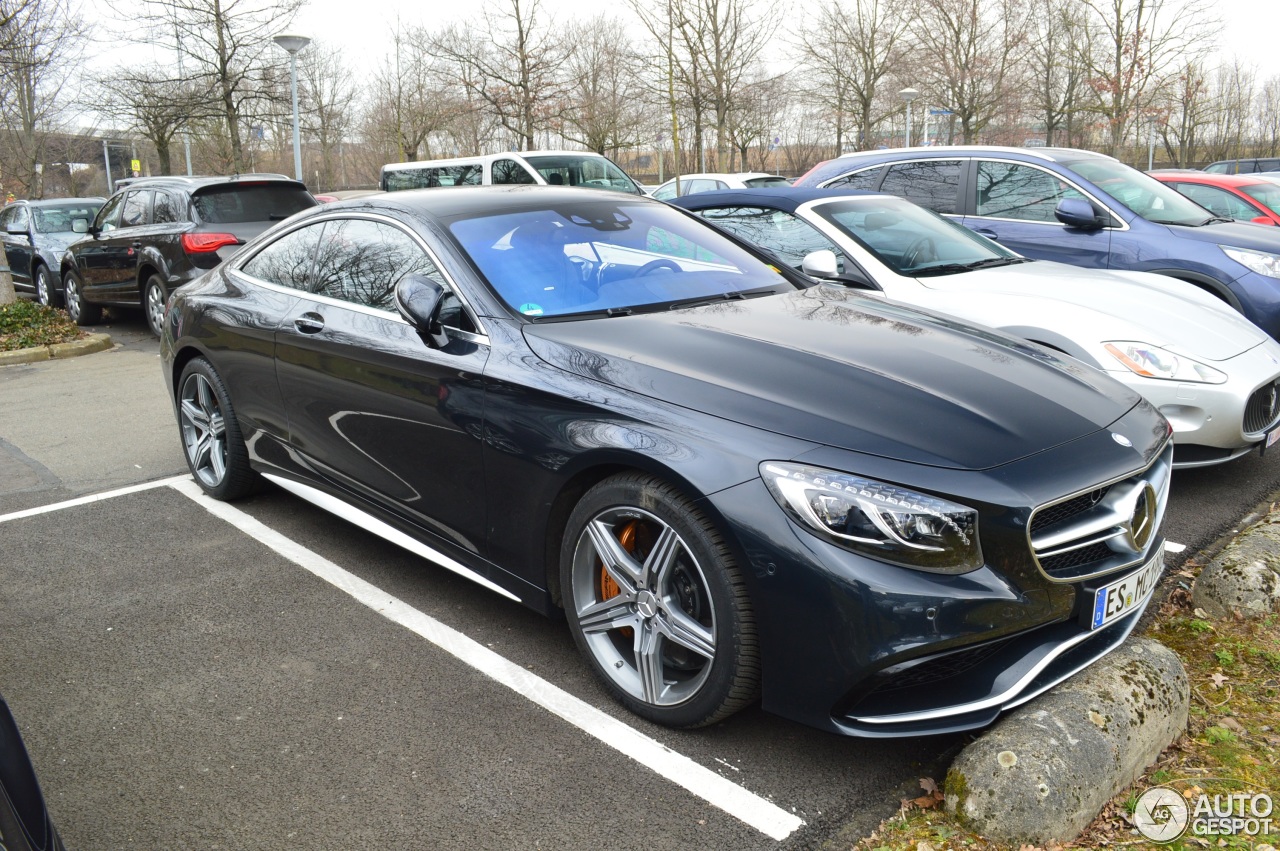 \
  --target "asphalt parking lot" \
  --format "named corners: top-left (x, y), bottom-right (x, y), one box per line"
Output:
top-left (5, 311), bottom-right (1280, 849)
